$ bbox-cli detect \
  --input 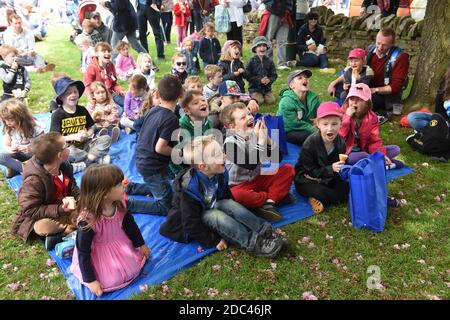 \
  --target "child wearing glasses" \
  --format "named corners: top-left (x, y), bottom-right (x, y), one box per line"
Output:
top-left (171, 53), bottom-right (188, 85)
